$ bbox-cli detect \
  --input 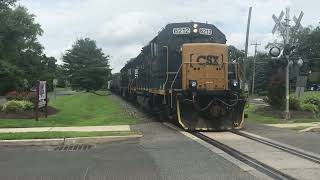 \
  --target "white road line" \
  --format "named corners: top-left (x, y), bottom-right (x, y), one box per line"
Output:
top-left (82, 167), bottom-right (89, 180)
